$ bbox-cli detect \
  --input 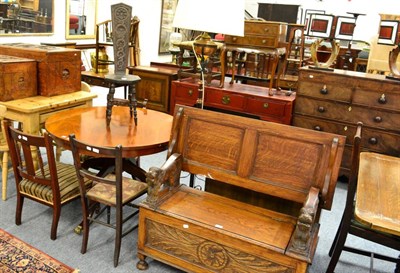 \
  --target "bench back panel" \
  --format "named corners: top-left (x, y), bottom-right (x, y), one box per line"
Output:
top-left (169, 106), bottom-right (346, 209)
